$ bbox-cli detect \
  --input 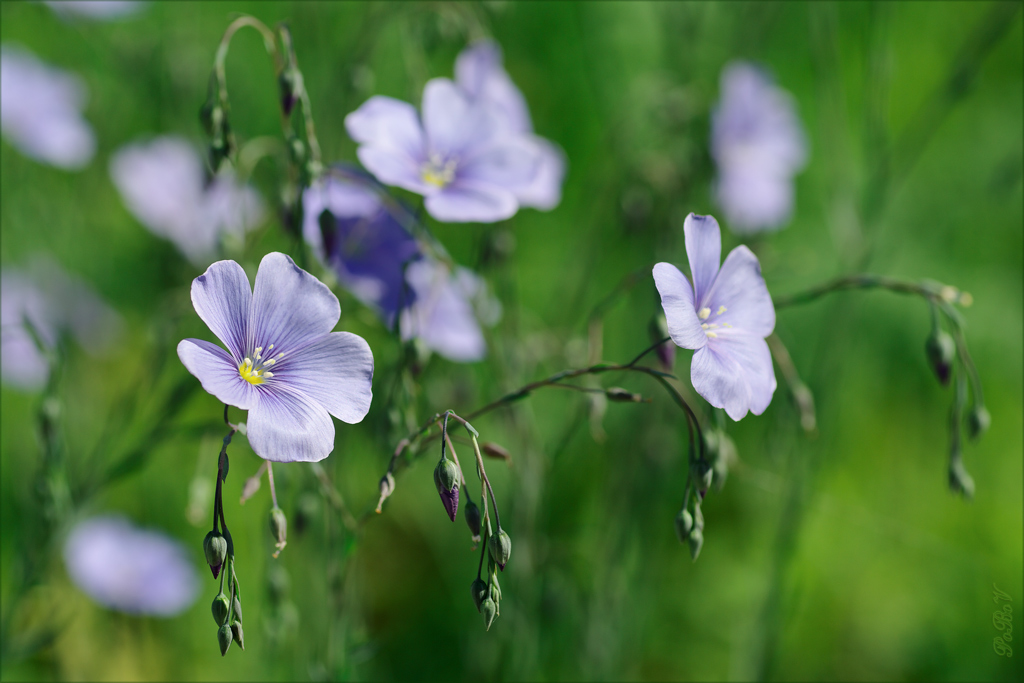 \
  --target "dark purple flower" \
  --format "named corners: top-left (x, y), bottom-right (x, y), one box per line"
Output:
top-left (177, 253), bottom-right (374, 462)
top-left (653, 213), bottom-right (776, 420)
top-left (302, 171), bottom-right (496, 362)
